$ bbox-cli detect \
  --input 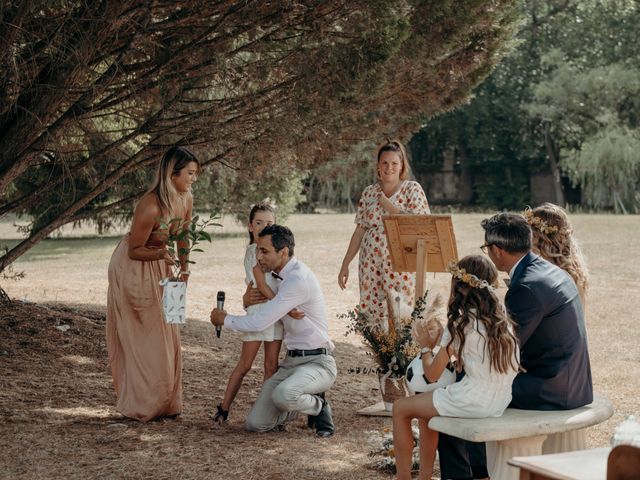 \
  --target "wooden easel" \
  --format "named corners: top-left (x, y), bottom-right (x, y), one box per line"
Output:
top-left (357, 214), bottom-right (459, 417)
top-left (382, 214), bottom-right (459, 299)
